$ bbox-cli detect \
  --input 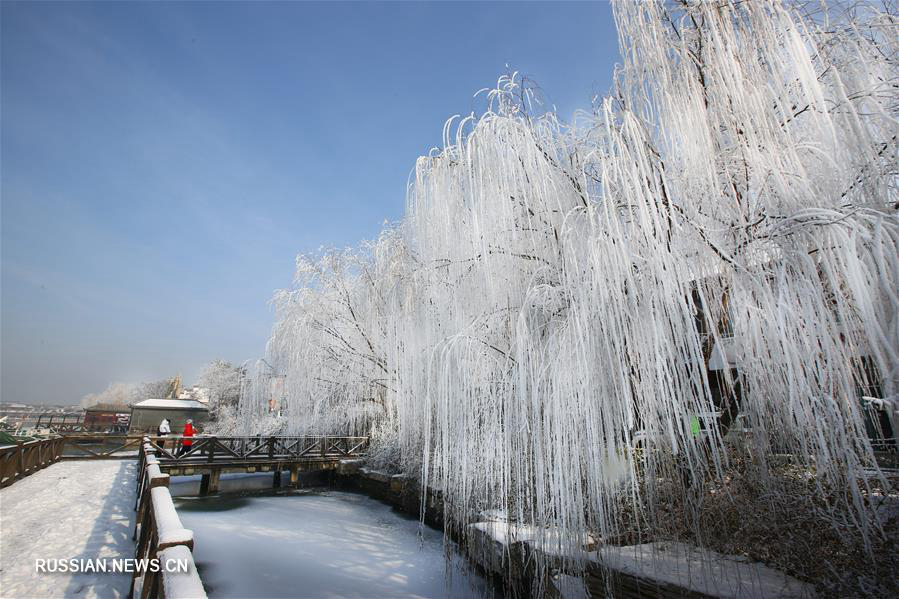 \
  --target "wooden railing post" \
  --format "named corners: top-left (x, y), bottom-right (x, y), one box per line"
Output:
top-left (268, 436), bottom-right (275, 460)
top-left (320, 437), bottom-right (327, 458)
top-left (137, 438), bottom-right (147, 474)
top-left (16, 442), bottom-right (24, 481)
